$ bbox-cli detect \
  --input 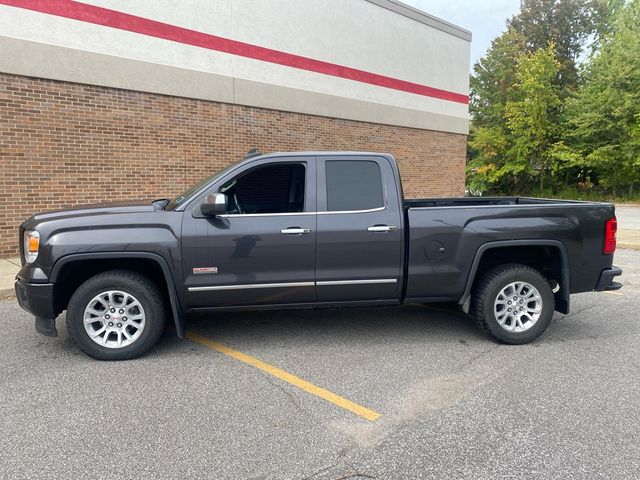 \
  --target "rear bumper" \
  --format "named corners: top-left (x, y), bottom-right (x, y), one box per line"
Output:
top-left (15, 280), bottom-right (58, 337)
top-left (595, 266), bottom-right (623, 292)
